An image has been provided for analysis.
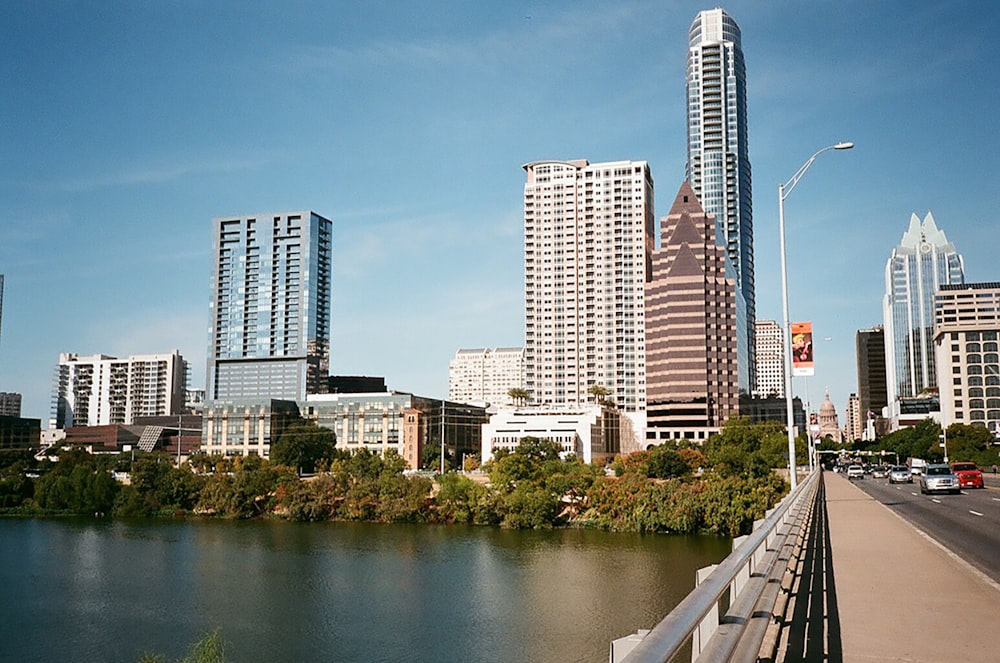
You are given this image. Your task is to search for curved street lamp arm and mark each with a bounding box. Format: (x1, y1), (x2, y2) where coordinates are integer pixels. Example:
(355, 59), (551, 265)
(780, 142), (853, 200)
(781, 145), (832, 200)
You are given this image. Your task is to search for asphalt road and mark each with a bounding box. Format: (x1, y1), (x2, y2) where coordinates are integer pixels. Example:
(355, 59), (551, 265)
(846, 471), (1000, 584)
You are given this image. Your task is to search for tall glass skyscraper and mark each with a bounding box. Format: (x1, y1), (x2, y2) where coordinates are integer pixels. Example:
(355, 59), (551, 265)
(685, 8), (754, 384)
(882, 212), (964, 404)
(206, 211), (332, 403)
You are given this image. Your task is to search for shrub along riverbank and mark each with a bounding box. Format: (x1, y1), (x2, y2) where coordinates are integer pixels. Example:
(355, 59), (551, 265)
(0, 417), (794, 537)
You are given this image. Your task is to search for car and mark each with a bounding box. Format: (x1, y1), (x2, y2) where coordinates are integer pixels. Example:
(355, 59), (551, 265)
(888, 465), (912, 484)
(950, 462), (985, 489)
(872, 465), (889, 479)
(846, 464), (864, 480)
(920, 463), (960, 494)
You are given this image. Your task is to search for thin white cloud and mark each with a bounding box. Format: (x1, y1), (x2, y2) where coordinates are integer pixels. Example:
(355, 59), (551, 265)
(334, 207), (520, 280)
(46, 153), (274, 193)
(94, 307), (208, 380)
(283, 2), (647, 77)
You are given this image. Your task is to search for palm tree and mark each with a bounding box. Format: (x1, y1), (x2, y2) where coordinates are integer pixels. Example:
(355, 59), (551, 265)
(507, 387), (530, 407)
(587, 384), (612, 406)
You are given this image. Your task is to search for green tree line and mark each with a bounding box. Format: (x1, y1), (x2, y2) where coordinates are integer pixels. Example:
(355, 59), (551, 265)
(841, 417), (999, 468)
(1, 418), (801, 537)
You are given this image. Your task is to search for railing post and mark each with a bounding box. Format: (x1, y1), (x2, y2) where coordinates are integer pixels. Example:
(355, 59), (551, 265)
(732, 535), (750, 598)
(691, 564), (720, 660)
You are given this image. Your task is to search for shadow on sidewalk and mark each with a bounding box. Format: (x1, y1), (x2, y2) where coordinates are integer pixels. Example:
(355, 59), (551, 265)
(782, 472), (842, 662)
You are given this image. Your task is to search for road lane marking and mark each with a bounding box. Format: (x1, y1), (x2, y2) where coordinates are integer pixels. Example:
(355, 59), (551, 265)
(931, 498), (942, 503)
(970, 510), (984, 516)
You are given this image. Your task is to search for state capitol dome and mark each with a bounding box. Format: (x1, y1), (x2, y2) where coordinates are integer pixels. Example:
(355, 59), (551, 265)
(817, 392), (843, 442)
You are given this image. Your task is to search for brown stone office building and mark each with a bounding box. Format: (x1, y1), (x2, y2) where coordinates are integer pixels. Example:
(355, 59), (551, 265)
(645, 182), (745, 443)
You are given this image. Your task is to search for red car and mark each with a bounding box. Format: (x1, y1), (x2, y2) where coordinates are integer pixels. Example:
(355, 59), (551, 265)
(951, 462), (985, 489)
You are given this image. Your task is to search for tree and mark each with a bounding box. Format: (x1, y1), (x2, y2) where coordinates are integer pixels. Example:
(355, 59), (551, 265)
(587, 384), (612, 405)
(197, 461), (294, 518)
(507, 387), (530, 407)
(488, 437), (563, 492)
(129, 455), (204, 514)
(702, 417), (791, 478)
(462, 453), (481, 472)
(501, 483), (559, 529)
(33, 450), (120, 515)
(646, 445), (691, 479)
(435, 472), (497, 524)
(269, 421), (337, 474)
(942, 423), (995, 465)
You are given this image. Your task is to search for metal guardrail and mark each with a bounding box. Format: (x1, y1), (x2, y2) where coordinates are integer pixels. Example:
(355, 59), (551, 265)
(610, 469), (821, 663)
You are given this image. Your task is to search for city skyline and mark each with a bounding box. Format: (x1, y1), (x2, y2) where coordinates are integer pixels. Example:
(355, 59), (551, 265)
(3, 1), (1000, 423)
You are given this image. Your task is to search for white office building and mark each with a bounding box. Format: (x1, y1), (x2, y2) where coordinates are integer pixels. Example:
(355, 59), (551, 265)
(934, 283), (1000, 437)
(448, 347), (525, 407)
(50, 351), (186, 428)
(481, 404), (633, 465)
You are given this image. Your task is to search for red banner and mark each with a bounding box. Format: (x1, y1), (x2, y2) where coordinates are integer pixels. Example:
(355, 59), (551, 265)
(791, 321), (814, 376)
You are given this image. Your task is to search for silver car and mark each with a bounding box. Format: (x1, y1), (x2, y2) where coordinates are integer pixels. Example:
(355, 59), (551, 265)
(888, 465), (912, 484)
(920, 464), (960, 494)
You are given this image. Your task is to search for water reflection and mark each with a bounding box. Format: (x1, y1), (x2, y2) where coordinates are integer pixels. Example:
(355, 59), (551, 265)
(0, 519), (729, 663)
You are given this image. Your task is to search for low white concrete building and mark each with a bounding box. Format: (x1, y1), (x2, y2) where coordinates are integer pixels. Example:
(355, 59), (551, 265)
(481, 404), (625, 465)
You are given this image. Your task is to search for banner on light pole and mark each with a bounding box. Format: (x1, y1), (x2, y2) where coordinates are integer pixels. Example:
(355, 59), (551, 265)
(791, 321), (815, 376)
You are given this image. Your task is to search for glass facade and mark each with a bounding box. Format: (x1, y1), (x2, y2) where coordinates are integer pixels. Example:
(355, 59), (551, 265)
(207, 211), (332, 403)
(685, 9), (754, 386)
(882, 212), (964, 403)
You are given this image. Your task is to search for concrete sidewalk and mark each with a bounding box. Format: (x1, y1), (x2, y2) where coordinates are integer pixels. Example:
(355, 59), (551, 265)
(824, 471), (1000, 661)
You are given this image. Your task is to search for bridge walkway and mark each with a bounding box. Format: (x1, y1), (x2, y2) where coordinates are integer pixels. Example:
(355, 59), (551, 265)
(773, 470), (1000, 662)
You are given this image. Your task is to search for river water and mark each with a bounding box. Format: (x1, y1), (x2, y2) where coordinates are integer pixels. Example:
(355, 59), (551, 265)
(0, 518), (730, 663)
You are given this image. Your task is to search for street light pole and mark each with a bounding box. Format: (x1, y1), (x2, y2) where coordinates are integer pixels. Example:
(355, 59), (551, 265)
(779, 141), (853, 489)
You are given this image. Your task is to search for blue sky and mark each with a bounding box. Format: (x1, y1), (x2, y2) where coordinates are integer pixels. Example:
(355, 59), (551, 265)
(2, 1), (998, 423)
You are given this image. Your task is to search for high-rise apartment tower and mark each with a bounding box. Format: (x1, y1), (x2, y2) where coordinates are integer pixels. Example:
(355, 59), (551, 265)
(685, 8), (754, 383)
(206, 211), (332, 402)
(50, 351), (186, 428)
(522, 160), (654, 419)
(882, 212), (964, 406)
(754, 320), (784, 398)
